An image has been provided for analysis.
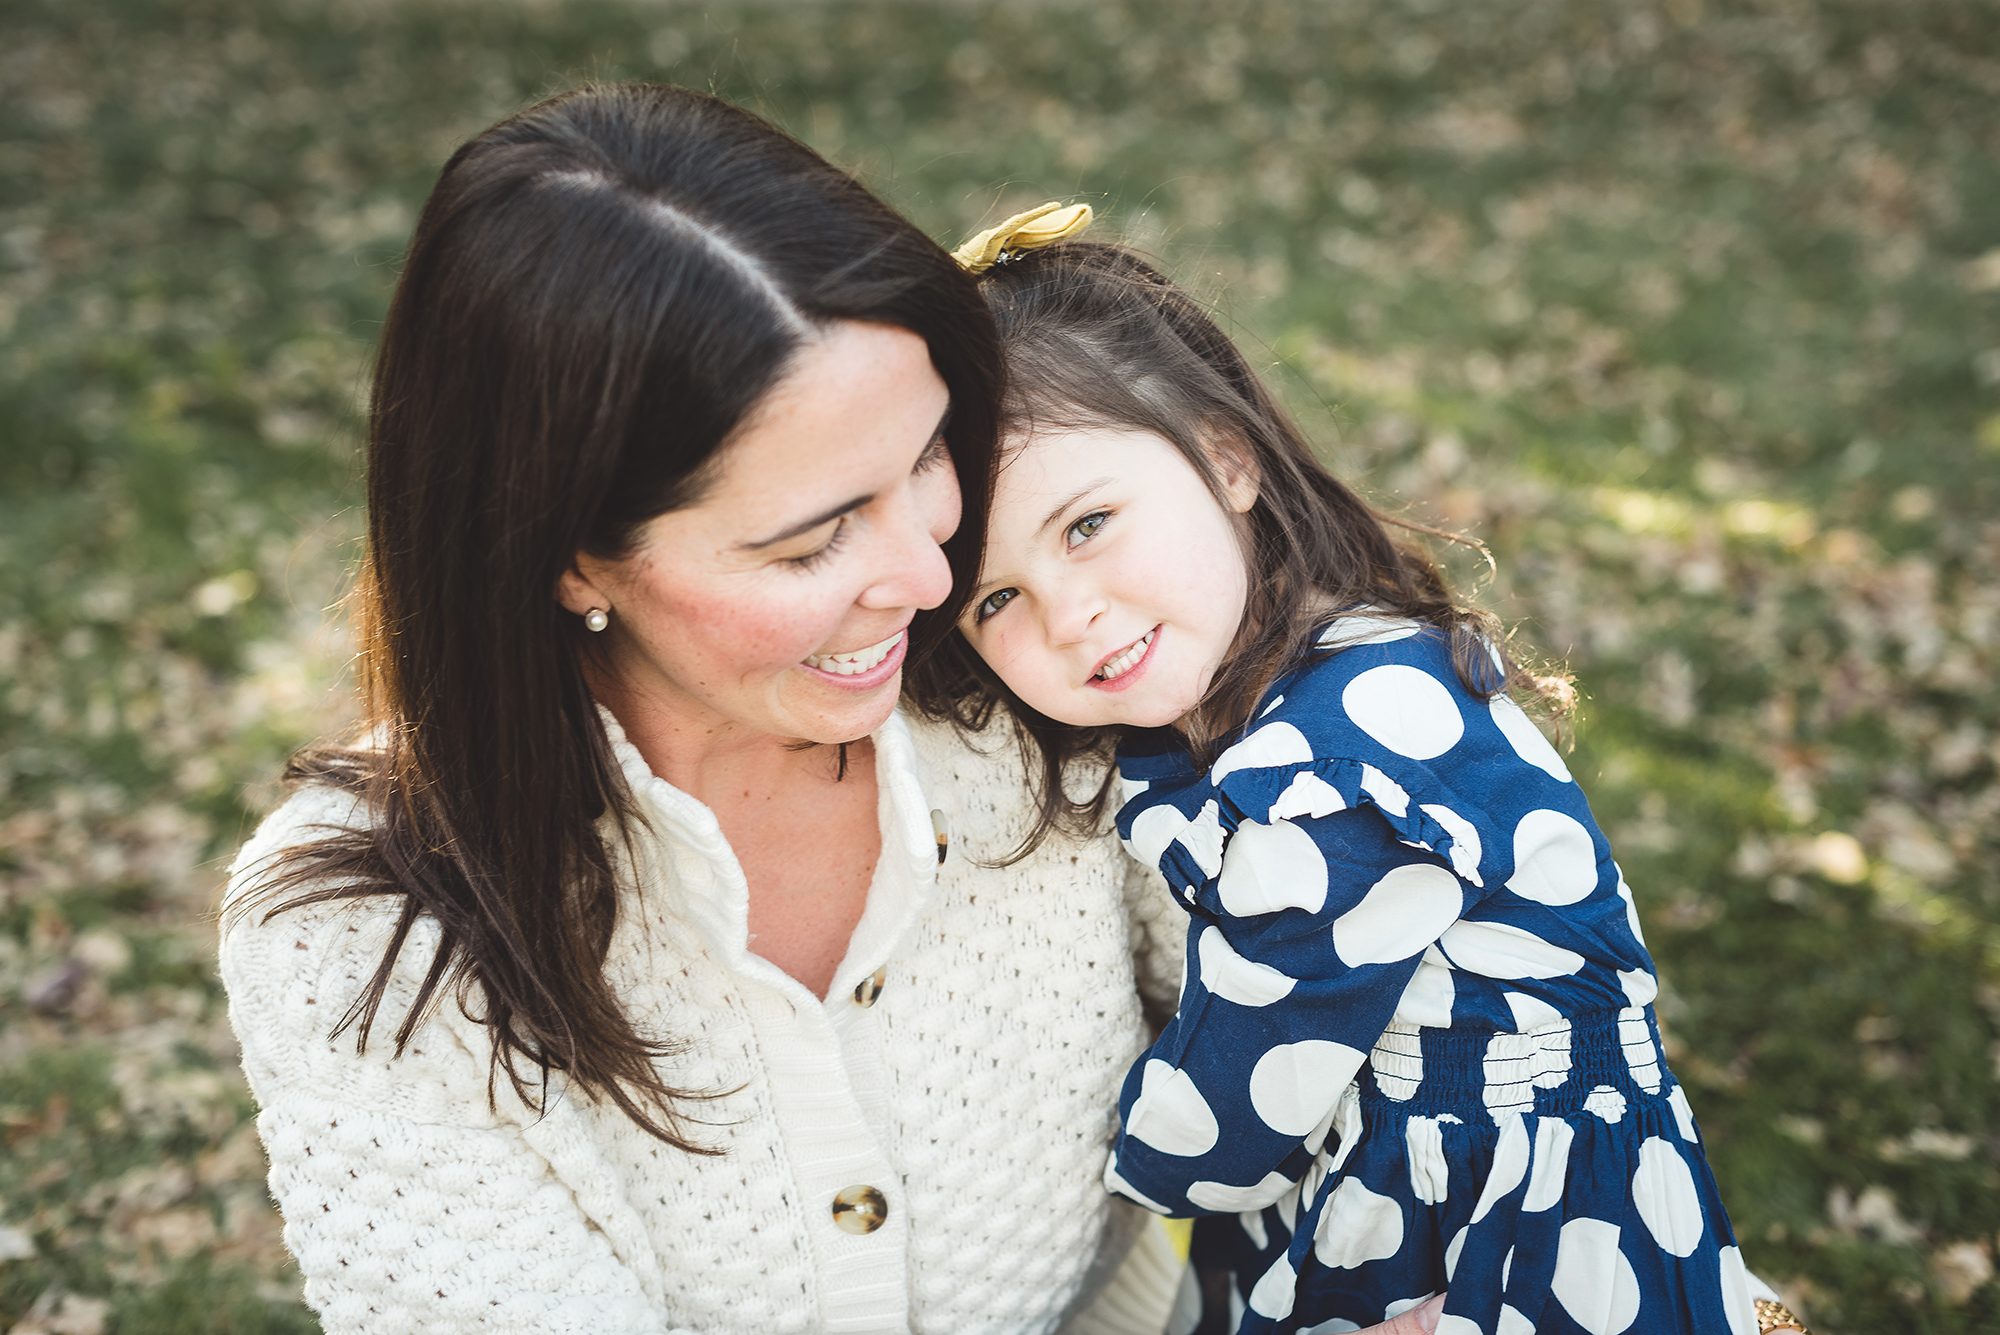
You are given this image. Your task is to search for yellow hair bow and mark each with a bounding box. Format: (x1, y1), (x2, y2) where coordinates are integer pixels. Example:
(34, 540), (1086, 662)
(951, 201), (1093, 274)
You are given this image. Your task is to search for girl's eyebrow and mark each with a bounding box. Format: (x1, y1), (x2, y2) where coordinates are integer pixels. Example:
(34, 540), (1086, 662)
(1037, 478), (1114, 536)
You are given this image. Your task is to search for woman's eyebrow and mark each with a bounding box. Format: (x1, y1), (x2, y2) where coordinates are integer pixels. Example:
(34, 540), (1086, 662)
(741, 407), (952, 550)
(741, 496), (871, 549)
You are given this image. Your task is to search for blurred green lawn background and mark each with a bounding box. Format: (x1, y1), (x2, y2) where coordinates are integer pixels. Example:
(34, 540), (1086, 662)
(3, 0), (1998, 1330)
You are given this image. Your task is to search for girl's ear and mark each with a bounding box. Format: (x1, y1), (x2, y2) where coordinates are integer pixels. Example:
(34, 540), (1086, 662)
(556, 556), (613, 618)
(1207, 431), (1262, 514)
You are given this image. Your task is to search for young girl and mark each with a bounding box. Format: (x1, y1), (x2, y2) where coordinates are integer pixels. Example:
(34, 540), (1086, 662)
(936, 211), (1785, 1335)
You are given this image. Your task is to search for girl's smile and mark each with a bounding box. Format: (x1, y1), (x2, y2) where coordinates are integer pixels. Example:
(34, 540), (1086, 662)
(1090, 626), (1158, 688)
(959, 425), (1257, 731)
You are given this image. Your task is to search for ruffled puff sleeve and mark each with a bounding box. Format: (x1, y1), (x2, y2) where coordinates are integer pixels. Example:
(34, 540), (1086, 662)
(1104, 717), (1497, 1220)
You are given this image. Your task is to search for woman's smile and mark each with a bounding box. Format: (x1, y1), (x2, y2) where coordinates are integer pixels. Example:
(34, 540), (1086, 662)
(562, 321), (958, 756)
(802, 627), (908, 683)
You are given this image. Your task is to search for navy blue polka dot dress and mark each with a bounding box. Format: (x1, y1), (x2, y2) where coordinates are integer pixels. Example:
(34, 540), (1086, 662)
(1108, 619), (1755, 1335)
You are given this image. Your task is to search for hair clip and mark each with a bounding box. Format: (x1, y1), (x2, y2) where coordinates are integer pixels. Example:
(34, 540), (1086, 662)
(951, 201), (1093, 274)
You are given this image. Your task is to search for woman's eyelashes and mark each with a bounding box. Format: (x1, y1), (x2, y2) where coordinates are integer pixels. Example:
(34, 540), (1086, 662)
(784, 520), (850, 572)
(915, 429), (951, 473)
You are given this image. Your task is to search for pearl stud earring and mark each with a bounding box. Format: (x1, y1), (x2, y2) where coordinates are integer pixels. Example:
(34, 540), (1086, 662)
(583, 607), (609, 632)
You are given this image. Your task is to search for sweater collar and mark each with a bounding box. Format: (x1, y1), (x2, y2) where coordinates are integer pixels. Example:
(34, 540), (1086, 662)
(596, 704), (939, 1004)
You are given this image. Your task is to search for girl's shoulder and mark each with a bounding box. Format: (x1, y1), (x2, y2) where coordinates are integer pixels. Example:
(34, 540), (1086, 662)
(1117, 615), (1584, 896)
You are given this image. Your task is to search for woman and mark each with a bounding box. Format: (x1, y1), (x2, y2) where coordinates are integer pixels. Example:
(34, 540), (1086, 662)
(221, 83), (1451, 1334)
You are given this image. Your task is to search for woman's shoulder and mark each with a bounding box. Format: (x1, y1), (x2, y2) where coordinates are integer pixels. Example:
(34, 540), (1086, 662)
(898, 705), (1118, 868)
(221, 783), (502, 1127)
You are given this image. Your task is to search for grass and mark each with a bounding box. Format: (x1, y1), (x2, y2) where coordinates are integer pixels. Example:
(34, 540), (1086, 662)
(1, 0), (1996, 1329)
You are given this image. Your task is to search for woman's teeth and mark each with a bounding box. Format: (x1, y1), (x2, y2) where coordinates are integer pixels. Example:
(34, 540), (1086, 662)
(804, 630), (903, 676)
(1096, 630), (1154, 681)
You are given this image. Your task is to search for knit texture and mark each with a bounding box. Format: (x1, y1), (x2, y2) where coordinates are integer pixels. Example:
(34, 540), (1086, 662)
(222, 711), (1184, 1335)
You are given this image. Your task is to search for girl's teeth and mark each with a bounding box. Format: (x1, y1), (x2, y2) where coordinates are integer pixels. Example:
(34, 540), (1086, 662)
(1097, 631), (1154, 681)
(804, 630), (904, 676)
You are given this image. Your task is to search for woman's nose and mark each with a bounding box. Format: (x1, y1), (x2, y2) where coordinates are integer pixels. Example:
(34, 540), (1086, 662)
(858, 485), (956, 612)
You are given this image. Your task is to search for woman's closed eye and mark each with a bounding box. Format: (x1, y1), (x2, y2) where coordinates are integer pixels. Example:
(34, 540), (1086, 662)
(974, 587), (1018, 623)
(914, 428), (951, 474)
(1066, 510), (1109, 548)
(784, 520), (850, 572)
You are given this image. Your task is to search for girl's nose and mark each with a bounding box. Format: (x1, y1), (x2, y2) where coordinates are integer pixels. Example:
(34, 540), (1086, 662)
(1043, 581), (1106, 647)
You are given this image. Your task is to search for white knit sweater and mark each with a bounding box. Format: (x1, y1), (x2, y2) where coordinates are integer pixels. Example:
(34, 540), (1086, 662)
(221, 709), (1187, 1335)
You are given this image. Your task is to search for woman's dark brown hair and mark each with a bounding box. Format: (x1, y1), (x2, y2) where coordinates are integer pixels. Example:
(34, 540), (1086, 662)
(239, 84), (1001, 1150)
(904, 240), (1567, 860)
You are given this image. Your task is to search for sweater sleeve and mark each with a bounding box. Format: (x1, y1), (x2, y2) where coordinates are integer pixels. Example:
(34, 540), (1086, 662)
(1104, 800), (1470, 1218)
(221, 790), (682, 1335)
(255, 1096), (675, 1335)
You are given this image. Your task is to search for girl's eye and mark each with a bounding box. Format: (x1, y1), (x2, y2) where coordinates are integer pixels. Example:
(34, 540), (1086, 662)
(785, 520), (849, 572)
(1067, 511), (1109, 546)
(975, 587), (1018, 623)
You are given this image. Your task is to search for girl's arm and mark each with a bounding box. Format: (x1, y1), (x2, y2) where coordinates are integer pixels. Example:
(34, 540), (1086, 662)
(1107, 805), (1460, 1216)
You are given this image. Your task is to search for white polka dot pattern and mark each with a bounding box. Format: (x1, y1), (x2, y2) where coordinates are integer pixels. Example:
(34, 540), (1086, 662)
(1393, 945), (1456, 1028)
(1438, 919), (1586, 979)
(1198, 926), (1298, 1008)
(1219, 819), (1330, 917)
(1249, 1041), (1365, 1136)
(1343, 666), (1466, 759)
(1211, 721), (1315, 785)
(1504, 990), (1563, 1032)
(1268, 770), (1347, 822)
(1506, 809), (1600, 906)
(1490, 695), (1573, 781)
(1525, 1116), (1575, 1212)
(1126, 1059), (1220, 1157)
(1333, 863), (1463, 967)
(1186, 1171), (1295, 1212)
(1552, 1218), (1641, 1334)
(1125, 801), (1188, 869)
(1103, 631), (1745, 1334)
(1668, 1086), (1700, 1142)
(1359, 763), (1412, 816)
(1718, 1247), (1759, 1335)
(1633, 1137), (1705, 1257)
(1468, 1115), (1530, 1225)
(1406, 1115), (1451, 1205)
(1619, 968), (1659, 1007)
(1420, 802), (1484, 885)
(1179, 799), (1227, 878)
(1318, 616), (1423, 650)
(1247, 1252), (1299, 1320)
(1311, 1177), (1406, 1270)
(1585, 1086), (1629, 1124)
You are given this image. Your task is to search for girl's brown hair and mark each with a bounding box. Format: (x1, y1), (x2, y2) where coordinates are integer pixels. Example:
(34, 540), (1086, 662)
(237, 84), (1001, 1151)
(903, 240), (1567, 860)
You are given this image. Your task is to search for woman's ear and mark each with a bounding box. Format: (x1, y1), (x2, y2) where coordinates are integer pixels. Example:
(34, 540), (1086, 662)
(556, 557), (613, 618)
(1206, 432), (1261, 514)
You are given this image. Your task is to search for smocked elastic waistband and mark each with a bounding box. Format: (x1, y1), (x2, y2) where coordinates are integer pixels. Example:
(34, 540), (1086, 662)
(1360, 1008), (1678, 1121)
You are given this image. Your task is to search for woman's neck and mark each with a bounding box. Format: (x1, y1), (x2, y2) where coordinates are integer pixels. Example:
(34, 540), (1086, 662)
(597, 684), (883, 1000)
